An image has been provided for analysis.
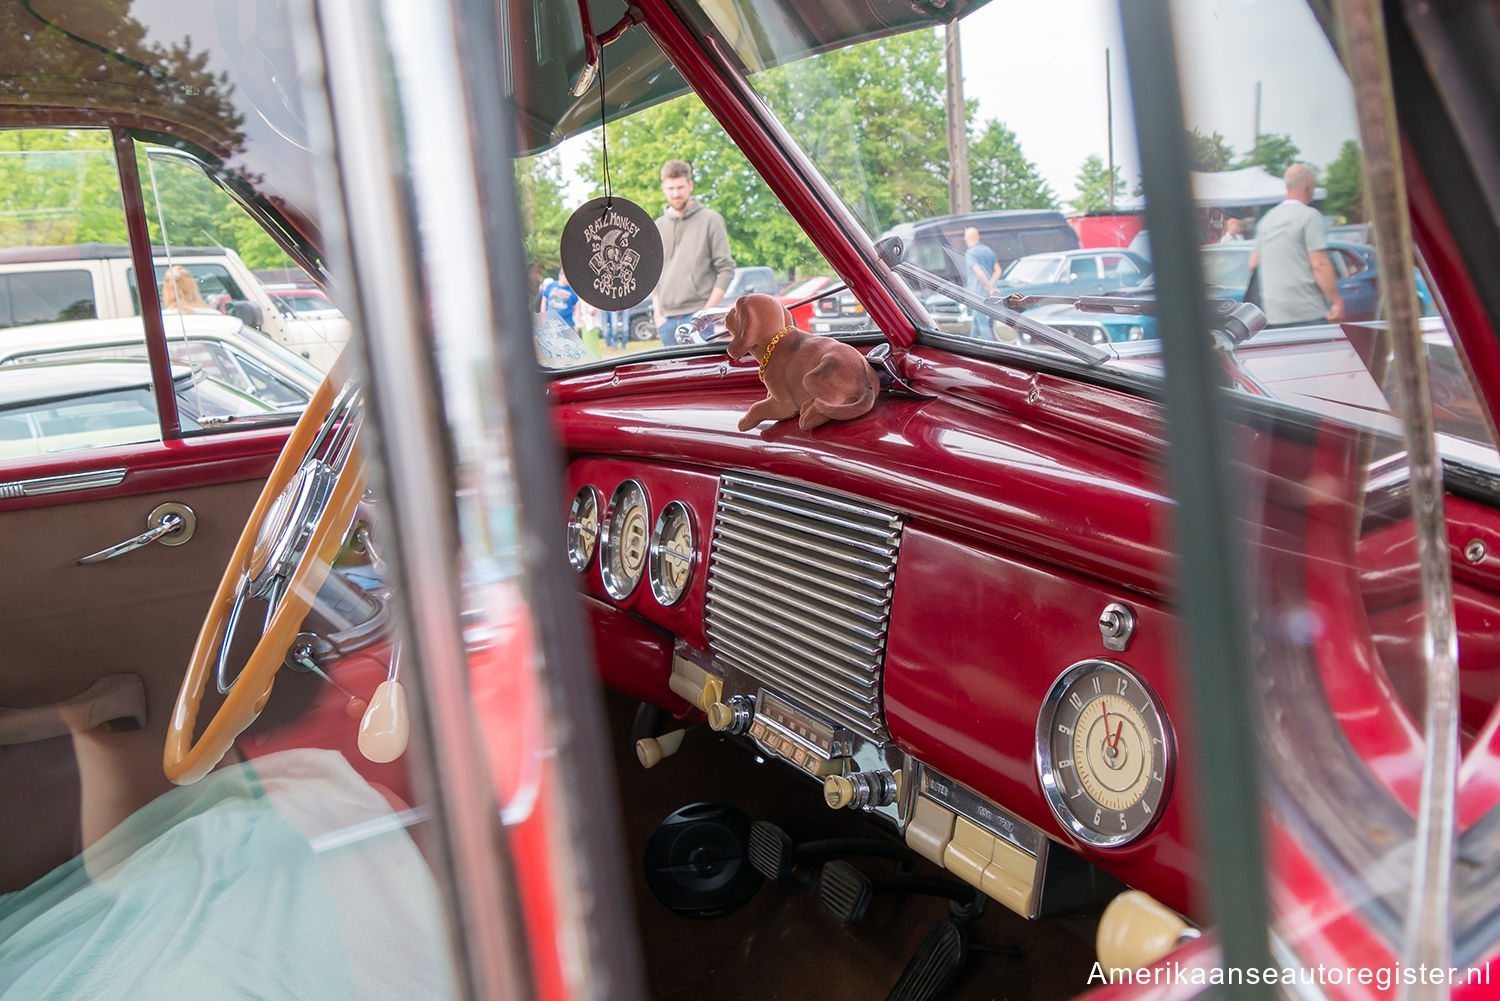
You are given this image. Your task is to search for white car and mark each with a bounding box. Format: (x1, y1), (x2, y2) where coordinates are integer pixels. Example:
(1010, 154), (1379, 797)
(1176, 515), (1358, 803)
(0, 314), (322, 410)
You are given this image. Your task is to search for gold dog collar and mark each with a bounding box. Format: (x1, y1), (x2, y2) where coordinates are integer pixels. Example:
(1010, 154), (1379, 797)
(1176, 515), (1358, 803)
(758, 323), (793, 382)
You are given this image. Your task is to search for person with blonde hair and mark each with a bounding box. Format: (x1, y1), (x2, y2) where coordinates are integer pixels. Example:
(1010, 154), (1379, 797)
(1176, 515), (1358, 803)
(160, 265), (215, 313)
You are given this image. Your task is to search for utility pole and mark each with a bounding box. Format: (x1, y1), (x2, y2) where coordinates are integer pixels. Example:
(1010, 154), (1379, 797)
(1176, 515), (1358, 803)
(1253, 81), (1262, 155)
(1106, 48), (1115, 212)
(945, 21), (972, 215)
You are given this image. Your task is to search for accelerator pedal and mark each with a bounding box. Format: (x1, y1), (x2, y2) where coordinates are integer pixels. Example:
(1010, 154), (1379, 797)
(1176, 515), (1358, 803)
(886, 919), (968, 1001)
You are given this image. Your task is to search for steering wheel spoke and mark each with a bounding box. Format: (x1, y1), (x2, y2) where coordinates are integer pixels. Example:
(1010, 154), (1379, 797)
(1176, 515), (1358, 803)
(166, 367), (369, 785)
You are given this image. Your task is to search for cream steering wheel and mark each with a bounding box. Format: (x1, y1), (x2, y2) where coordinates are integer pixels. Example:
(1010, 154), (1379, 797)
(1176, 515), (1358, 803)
(165, 372), (367, 784)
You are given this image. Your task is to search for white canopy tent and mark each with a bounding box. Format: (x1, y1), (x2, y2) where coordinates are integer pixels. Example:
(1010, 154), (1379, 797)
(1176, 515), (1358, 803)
(1113, 166), (1325, 210)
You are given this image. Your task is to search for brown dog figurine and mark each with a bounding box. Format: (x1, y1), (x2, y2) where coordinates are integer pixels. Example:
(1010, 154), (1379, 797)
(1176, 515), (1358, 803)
(725, 293), (878, 431)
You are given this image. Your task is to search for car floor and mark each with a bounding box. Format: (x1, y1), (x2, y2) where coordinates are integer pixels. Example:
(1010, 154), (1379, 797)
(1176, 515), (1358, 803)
(605, 693), (1105, 1001)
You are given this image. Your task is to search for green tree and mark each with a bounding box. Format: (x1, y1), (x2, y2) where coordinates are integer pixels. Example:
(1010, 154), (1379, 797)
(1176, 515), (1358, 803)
(1187, 128), (1234, 172)
(968, 121), (1057, 211)
(1238, 133), (1301, 178)
(576, 32), (949, 275)
(514, 152), (571, 288)
(1323, 140), (1363, 223)
(1069, 155), (1126, 213)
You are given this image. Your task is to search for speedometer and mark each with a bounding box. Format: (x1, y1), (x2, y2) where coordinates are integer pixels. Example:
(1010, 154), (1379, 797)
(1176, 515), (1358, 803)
(601, 479), (649, 600)
(1036, 659), (1173, 849)
(649, 501), (696, 606)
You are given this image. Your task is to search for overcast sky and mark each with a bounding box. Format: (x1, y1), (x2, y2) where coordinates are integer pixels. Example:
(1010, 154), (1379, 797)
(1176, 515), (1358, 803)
(560, 0), (1360, 206)
(963, 0), (1361, 201)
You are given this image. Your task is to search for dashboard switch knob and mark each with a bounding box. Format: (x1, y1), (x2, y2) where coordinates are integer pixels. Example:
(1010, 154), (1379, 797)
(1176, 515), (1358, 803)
(707, 695), (754, 735)
(823, 769), (897, 811)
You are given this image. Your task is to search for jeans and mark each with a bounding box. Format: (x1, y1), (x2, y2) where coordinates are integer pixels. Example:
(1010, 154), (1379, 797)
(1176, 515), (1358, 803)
(658, 314), (694, 346)
(602, 310), (627, 348)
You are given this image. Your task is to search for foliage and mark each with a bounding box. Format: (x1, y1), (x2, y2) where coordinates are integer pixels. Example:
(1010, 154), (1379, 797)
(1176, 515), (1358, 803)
(575, 32), (956, 276)
(1069, 155), (1127, 213)
(1187, 128), (1235, 172)
(1238, 133), (1301, 179)
(968, 121), (1057, 211)
(514, 153), (572, 288)
(0, 130), (292, 273)
(1323, 140), (1363, 223)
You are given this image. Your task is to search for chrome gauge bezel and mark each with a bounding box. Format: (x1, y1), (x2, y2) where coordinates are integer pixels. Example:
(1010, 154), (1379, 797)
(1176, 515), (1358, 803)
(1035, 659), (1174, 849)
(566, 485), (601, 572)
(648, 500), (696, 606)
(600, 479), (650, 601)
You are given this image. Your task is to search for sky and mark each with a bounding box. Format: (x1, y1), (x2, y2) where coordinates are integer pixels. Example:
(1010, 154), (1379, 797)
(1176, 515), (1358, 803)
(560, 0), (1361, 206)
(960, 0), (1361, 201)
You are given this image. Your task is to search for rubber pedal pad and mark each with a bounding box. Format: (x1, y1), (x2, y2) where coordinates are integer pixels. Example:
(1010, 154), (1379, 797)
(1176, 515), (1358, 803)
(819, 858), (874, 925)
(748, 821), (797, 881)
(886, 918), (967, 1001)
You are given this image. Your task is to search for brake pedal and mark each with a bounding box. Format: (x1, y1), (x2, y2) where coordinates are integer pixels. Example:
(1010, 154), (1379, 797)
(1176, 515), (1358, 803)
(820, 858), (876, 925)
(886, 918), (967, 1001)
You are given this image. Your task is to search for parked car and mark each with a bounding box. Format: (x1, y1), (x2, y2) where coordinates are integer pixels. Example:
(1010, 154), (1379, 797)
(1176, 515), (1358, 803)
(0, 314), (321, 410)
(0, 358), (277, 458)
(5, 3), (1500, 1001)
(777, 275), (836, 328)
(1028, 240), (1434, 344)
(880, 210), (1081, 288)
(992, 247), (1152, 301)
(264, 284), (337, 315)
(0, 241), (346, 369)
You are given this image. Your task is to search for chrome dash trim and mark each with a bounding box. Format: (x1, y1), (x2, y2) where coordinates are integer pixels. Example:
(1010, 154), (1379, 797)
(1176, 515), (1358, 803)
(0, 467), (128, 499)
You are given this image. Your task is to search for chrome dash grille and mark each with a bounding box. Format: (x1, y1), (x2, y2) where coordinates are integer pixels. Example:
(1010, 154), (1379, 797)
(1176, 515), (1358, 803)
(704, 475), (903, 741)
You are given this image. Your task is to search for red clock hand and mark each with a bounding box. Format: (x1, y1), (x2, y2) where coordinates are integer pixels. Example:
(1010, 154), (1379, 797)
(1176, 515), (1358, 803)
(1110, 720), (1124, 751)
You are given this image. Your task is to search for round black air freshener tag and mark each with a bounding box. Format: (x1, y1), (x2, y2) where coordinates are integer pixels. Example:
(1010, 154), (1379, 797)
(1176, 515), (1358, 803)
(559, 197), (662, 311)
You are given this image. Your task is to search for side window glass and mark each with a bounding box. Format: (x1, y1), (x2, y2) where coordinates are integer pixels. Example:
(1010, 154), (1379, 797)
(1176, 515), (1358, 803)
(1070, 258), (1099, 280)
(1, 271), (98, 328)
(0, 128), (162, 458)
(135, 141), (345, 390)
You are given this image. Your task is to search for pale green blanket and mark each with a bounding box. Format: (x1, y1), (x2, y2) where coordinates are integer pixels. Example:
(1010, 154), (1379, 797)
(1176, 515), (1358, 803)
(0, 748), (455, 1000)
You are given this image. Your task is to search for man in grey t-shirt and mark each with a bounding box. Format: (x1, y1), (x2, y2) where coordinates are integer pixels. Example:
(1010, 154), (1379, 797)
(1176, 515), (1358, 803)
(1250, 163), (1345, 326)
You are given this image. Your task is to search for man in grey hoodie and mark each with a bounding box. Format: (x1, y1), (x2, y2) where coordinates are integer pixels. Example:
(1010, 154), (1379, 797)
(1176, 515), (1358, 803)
(652, 159), (735, 345)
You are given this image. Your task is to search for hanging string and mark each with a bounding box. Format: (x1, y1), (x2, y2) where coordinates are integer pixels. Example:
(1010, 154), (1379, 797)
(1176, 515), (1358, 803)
(597, 45), (612, 208)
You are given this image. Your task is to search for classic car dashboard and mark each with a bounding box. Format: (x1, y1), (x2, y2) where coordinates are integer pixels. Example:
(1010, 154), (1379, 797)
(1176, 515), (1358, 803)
(557, 368), (1202, 919)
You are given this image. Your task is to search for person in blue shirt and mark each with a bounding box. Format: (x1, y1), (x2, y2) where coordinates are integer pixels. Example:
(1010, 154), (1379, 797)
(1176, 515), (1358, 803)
(536, 268), (579, 328)
(963, 227), (1001, 341)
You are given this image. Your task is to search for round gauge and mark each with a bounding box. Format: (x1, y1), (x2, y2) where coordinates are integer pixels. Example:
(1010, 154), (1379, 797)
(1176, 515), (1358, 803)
(1036, 659), (1173, 849)
(566, 486), (600, 572)
(601, 480), (650, 600)
(649, 501), (696, 605)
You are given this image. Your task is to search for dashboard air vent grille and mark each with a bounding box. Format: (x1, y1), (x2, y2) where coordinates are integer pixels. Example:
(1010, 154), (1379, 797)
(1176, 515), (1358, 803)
(704, 474), (903, 741)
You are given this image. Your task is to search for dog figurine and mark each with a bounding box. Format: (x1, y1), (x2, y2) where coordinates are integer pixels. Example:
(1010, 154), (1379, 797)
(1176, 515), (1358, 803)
(725, 293), (878, 431)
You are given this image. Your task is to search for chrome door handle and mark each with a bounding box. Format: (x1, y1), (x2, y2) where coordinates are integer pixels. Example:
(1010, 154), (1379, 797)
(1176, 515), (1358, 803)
(77, 503), (197, 565)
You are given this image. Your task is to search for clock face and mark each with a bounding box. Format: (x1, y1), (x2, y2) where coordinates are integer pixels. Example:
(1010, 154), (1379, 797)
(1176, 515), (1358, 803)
(649, 501), (695, 606)
(601, 480), (649, 600)
(1036, 660), (1174, 848)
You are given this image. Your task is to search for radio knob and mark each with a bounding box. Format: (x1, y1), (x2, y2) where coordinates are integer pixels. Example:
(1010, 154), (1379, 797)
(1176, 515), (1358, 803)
(706, 695), (754, 735)
(823, 769), (898, 811)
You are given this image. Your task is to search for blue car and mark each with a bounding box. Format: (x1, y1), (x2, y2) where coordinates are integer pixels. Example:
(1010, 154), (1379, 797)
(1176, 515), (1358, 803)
(1025, 240), (1432, 345)
(990, 247), (1152, 300)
